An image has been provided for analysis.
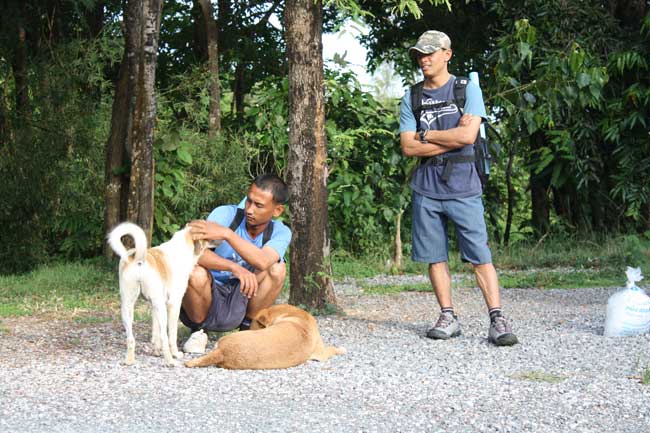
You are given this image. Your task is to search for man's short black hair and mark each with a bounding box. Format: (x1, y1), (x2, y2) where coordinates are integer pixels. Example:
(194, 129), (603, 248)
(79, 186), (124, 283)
(252, 174), (289, 205)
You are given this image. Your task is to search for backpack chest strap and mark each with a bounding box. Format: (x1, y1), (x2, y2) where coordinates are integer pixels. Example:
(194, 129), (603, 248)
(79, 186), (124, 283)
(421, 154), (476, 182)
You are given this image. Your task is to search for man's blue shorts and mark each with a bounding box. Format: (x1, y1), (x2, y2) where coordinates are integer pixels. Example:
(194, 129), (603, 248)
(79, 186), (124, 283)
(411, 191), (492, 264)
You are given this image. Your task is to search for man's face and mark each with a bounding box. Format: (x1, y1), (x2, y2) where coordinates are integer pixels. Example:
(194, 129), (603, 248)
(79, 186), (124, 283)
(416, 48), (452, 79)
(244, 184), (283, 228)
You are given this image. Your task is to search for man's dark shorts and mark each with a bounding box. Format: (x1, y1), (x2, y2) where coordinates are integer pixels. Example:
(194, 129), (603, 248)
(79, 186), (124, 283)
(180, 276), (248, 332)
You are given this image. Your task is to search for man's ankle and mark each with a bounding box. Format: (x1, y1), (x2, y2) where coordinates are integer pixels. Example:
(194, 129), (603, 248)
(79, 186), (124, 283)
(239, 317), (252, 331)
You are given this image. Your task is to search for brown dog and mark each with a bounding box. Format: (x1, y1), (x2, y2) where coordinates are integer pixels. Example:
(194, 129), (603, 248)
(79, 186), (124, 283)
(184, 304), (345, 369)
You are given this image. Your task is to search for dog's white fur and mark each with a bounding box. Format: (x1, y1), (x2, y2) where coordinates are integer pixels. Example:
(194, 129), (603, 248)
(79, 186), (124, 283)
(108, 222), (215, 366)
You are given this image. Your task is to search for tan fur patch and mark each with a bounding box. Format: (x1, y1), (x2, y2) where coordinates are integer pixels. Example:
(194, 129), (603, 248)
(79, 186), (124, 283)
(146, 248), (171, 284)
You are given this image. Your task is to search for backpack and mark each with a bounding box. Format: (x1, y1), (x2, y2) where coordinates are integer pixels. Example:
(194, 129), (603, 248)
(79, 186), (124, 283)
(410, 76), (500, 187)
(228, 207), (274, 245)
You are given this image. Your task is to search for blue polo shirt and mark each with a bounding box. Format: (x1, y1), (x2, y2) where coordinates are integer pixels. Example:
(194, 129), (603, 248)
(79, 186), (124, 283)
(206, 204), (291, 283)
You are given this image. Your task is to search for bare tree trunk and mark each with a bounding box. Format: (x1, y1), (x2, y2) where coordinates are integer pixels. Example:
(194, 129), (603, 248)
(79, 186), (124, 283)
(608, 0), (647, 29)
(84, 0), (105, 38)
(197, 0), (221, 135)
(234, 62), (245, 120)
(126, 0), (163, 243)
(504, 146), (516, 246)
(391, 210), (404, 274)
(285, 0), (336, 310)
(103, 49), (132, 257)
(104, 0), (142, 254)
(13, 25), (29, 121)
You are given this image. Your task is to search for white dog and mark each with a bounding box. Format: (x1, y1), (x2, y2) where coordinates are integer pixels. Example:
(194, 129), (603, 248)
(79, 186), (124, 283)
(108, 222), (216, 366)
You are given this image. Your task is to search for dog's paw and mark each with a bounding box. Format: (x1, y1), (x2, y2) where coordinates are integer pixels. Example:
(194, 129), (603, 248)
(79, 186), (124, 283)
(164, 359), (182, 368)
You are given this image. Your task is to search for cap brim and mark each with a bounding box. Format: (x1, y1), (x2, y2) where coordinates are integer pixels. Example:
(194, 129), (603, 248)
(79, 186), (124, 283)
(409, 46), (434, 55)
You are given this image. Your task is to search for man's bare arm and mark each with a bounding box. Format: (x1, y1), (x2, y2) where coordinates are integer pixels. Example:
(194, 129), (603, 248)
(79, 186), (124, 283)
(400, 114), (481, 158)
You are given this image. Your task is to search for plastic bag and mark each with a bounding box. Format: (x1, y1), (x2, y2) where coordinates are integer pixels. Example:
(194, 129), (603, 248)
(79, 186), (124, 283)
(604, 267), (650, 337)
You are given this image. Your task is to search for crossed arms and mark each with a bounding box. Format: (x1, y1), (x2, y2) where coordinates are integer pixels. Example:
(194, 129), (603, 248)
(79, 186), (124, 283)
(400, 113), (482, 158)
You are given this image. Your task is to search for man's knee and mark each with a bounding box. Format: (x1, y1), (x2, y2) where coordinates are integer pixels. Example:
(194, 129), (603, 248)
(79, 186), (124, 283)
(188, 265), (211, 290)
(268, 262), (286, 282)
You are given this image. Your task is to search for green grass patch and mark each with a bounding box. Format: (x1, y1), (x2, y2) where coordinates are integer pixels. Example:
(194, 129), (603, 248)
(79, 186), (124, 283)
(0, 258), (120, 319)
(360, 281), (433, 295)
(73, 314), (115, 325)
(512, 370), (567, 383)
(499, 268), (622, 289)
(641, 368), (650, 385)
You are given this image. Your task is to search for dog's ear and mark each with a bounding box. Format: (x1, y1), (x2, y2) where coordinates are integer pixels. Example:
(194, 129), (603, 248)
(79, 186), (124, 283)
(252, 309), (270, 329)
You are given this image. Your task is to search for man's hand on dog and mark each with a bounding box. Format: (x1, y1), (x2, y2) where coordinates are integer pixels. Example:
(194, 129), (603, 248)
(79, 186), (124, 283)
(189, 220), (258, 298)
(189, 220), (230, 241)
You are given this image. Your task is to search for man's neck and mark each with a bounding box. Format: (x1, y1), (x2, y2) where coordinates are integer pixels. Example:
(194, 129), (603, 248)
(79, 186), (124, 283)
(246, 221), (270, 239)
(423, 71), (452, 90)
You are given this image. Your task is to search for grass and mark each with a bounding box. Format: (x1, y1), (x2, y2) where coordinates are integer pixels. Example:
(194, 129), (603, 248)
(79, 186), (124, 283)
(331, 233), (650, 292)
(0, 258), (122, 320)
(1, 233), (649, 318)
(511, 370), (567, 383)
(641, 367), (650, 385)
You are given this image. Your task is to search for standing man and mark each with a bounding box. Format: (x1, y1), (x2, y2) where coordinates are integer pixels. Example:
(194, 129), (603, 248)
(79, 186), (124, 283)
(399, 30), (518, 346)
(180, 174), (291, 354)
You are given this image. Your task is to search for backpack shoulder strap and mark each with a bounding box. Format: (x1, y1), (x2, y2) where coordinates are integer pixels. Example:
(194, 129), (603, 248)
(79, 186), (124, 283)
(410, 81), (425, 123)
(262, 221), (274, 245)
(229, 208), (245, 231)
(453, 76), (469, 114)
(230, 207), (274, 245)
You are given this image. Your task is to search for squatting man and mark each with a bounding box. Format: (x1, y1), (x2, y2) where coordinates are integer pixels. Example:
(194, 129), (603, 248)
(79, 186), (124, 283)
(179, 174), (292, 354)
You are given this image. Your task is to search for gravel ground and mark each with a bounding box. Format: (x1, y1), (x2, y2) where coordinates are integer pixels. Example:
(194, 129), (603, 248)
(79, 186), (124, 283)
(1, 277), (650, 433)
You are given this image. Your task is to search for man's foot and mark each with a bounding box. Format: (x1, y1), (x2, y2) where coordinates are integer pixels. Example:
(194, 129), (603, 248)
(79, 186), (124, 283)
(488, 316), (518, 346)
(182, 329), (208, 354)
(426, 311), (462, 340)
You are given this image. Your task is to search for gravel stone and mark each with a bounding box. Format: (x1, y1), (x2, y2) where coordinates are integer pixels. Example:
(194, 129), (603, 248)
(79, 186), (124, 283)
(1, 280), (649, 433)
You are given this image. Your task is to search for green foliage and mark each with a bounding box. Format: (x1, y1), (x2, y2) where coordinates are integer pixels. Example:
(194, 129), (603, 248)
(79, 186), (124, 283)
(0, 26), (121, 272)
(152, 67), (251, 242)
(487, 0), (650, 234)
(239, 70), (413, 255)
(325, 71), (411, 253)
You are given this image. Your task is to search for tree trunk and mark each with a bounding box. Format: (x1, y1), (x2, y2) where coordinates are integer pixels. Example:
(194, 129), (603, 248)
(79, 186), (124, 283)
(391, 210), (404, 274)
(126, 0), (163, 243)
(13, 25), (29, 121)
(103, 49), (132, 257)
(234, 62), (245, 120)
(503, 146), (516, 246)
(285, 0), (336, 310)
(84, 0), (105, 38)
(608, 0), (647, 29)
(529, 131), (550, 238)
(197, 0), (221, 135)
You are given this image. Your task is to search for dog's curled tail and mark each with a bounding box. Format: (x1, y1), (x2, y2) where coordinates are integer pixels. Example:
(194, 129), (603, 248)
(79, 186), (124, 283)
(108, 222), (148, 263)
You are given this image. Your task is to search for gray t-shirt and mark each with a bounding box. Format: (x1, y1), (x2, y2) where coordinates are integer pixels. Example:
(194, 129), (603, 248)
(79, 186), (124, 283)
(399, 75), (487, 199)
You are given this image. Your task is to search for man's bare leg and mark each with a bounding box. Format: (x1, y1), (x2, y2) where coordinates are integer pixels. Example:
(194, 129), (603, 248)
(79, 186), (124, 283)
(182, 265), (213, 324)
(247, 262), (286, 318)
(473, 262), (518, 346)
(473, 263), (501, 310)
(429, 262), (452, 309)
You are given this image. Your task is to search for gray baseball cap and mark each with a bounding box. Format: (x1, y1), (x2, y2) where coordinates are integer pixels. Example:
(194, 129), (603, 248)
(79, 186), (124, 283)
(409, 30), (451, 57)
